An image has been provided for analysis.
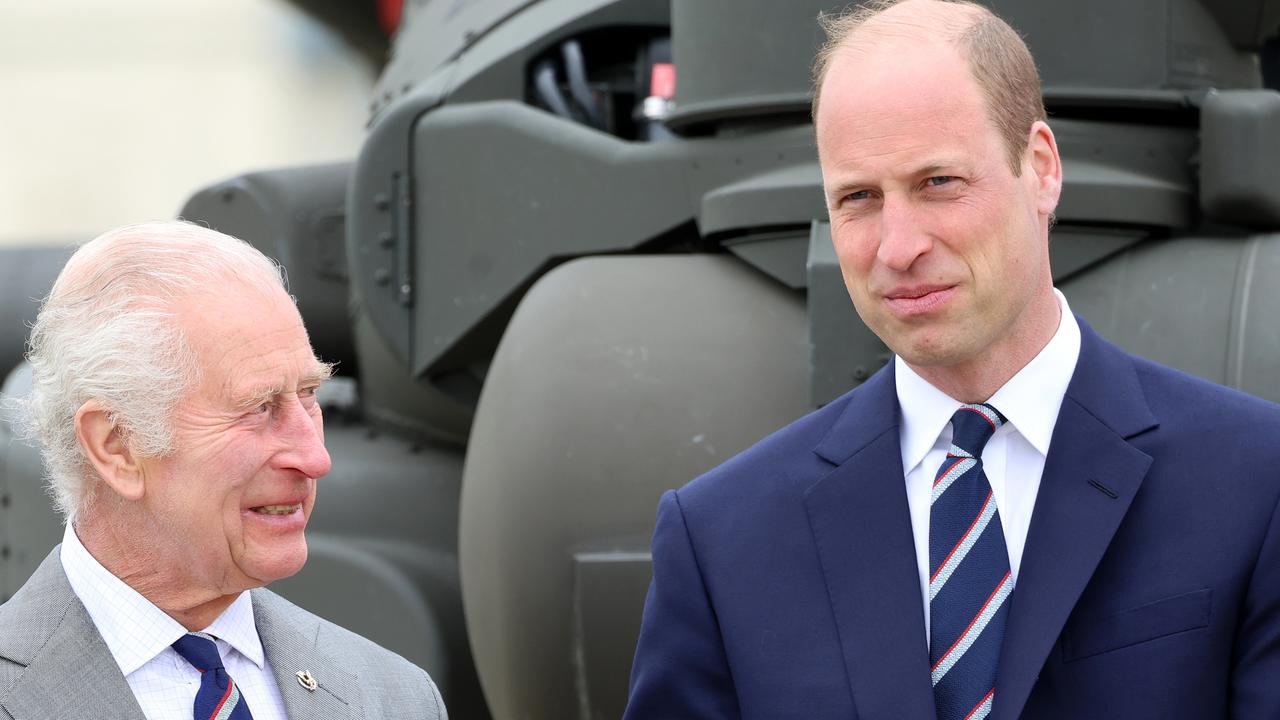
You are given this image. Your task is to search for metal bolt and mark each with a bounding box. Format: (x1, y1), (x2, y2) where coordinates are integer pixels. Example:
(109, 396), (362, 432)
(374, 268), (391, 286)
(379, 232), (395, 249)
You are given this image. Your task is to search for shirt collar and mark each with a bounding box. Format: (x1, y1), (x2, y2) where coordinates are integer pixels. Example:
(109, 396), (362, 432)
(59, 522), (265, 675)
(895, 289), (1081, 474)
(205, 591), (265, 669)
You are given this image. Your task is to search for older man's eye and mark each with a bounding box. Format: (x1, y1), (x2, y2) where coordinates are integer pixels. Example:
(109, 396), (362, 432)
(846, 189), (872, 202)
(927, 176), (955, 187)
(299, 386), (320, 408)
(250, 402), (271, 415)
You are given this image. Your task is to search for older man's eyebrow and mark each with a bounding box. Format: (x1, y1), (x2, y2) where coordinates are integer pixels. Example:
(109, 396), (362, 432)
(233, 364), (334, 409)
(235, 384), (284, 410)
(302, 361), (335, 385)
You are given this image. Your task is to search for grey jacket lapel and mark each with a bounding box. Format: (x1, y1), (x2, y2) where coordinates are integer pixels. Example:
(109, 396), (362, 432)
(0, 547), (145, 720)
(252, 589), (360, 720)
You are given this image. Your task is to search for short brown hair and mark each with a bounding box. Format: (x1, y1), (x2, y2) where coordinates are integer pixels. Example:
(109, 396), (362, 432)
(811, 0), (1046, 175)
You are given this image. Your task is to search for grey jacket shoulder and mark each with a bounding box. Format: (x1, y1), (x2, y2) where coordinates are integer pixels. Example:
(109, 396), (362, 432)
(252, 589), (447, 720)
(0, 547), (79, 695)
(1, 548), (445, 720)
(0, 547), (146, 720)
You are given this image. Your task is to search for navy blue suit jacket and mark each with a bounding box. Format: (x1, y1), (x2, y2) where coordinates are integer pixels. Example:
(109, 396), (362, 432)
(625, 320), (1280, 719)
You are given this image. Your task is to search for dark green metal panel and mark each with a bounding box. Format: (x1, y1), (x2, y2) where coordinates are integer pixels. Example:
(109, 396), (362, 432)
(443, 0), (669, 105)
(990, 0), (1258, 95)
(669, 0), (1259, 130)
(700, 163), (823, 237)
(1200, 90), (1280, 229)
(180, 164), (357, 374)
(348, 74), (453, 368)
(370, 0), (535, 120)
(1064, 233), (1280, 405)
(572, 551), (653, 720)
(460, 255), (810, 720)
(409, 101), (690, 382)
(723, 233), (810, 290)
(0, 365), (63, 604)
(807, 221), (889, 407)
(1052, 120), (1195, 228)
(405, 102), (821, 385)
(667, 0), (828, 128)
(1202, 0), (1280, 49)
(0, 246), (71, 380)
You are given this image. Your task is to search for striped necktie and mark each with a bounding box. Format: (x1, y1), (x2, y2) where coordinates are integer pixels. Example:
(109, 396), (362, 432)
(171, 632), (256, 720)
(929, 403), (1014, 720)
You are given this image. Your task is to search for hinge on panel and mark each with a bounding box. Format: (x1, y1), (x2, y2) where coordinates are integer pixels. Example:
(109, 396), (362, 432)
(394, 173), (414, 307)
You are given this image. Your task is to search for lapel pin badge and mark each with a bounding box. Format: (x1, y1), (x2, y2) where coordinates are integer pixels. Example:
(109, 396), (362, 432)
(296, 670), (318, 691)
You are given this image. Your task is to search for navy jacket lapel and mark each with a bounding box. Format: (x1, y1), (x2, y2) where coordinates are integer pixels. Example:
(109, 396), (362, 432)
(992, 320), (1157, 720)
(803, 365), (938, 720)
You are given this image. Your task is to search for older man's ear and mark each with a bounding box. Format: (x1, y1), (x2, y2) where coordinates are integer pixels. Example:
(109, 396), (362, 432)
(74, 400), (146, 502)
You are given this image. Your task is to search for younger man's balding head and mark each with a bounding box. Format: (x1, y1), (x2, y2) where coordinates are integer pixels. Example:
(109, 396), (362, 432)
(812, 0), (1045, 175)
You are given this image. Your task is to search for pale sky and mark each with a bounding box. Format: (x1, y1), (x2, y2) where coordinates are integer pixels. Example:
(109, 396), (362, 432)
(0, 0), (377, 246)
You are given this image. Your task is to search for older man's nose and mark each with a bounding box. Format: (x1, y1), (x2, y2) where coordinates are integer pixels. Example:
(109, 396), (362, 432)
(275, 399), (333, 480)
(876, 199), (932, 272)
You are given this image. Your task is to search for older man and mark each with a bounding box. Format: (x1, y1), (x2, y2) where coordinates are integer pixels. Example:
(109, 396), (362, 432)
(625, 1), (1280, 719)
(0, 222), (446, 720)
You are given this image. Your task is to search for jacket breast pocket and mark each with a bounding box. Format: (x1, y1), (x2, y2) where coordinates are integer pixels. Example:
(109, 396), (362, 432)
(1062, 588), (1212, 662)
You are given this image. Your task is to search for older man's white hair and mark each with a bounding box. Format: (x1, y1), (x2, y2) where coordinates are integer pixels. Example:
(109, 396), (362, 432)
(23, 220), (288, 519)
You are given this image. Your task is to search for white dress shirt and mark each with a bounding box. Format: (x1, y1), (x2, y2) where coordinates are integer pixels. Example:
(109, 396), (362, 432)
(60, 522), (289, 720)
(896, 289), (1081, 643)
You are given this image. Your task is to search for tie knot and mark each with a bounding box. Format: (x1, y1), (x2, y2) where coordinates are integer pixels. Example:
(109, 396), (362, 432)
(949, 403), (1005, 457)
(171, 632), (225, 673)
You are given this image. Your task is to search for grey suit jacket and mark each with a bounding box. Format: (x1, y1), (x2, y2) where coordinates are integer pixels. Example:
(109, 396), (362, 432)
(0, 547), (446, 720)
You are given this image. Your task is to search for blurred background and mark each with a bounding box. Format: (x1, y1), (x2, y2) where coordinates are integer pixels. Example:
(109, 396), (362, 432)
(0, 0), (386, 247)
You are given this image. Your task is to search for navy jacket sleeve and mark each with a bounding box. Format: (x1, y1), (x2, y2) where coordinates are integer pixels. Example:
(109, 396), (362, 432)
(623, 490), (742, 720)
(1230, 488), (1280, 718)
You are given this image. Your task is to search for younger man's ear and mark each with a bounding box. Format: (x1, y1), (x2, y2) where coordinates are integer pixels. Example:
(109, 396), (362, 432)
(74, 400), (145, 502)
(1026, 120), (1063, 216)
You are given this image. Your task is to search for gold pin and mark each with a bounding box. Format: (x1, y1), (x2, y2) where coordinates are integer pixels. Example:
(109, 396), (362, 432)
(296, 670), (318, 691)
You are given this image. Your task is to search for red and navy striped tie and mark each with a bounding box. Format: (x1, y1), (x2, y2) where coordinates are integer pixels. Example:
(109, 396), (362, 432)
(171, 632), (255, 720)
(929, 404), (1013, 720)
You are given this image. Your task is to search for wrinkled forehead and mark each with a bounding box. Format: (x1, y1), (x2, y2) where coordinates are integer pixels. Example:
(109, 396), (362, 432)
(178, 282), (324, 388)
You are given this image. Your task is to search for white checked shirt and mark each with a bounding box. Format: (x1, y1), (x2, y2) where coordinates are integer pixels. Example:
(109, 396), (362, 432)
(896, 289), (1081, 645)
(59, 523), (290, 720)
